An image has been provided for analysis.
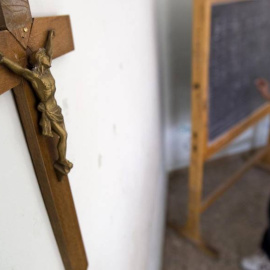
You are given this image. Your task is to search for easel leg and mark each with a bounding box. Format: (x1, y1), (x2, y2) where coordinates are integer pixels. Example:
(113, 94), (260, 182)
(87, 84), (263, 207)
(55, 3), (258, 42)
(169, 147), (218, 257)
(185, 155), (217, 257)
(183, 154), (203, 239)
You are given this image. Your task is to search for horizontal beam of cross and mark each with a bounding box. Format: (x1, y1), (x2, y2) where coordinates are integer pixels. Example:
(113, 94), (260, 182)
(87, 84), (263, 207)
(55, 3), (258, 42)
(0, 15), (74, 96)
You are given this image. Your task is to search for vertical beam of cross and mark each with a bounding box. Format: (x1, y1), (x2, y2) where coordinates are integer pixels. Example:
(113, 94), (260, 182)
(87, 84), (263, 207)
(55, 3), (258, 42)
(0, 1), (88, 270)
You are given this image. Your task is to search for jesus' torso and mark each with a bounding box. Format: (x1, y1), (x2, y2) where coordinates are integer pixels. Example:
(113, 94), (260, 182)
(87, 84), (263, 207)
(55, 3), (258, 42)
(31, 69), (58, 111)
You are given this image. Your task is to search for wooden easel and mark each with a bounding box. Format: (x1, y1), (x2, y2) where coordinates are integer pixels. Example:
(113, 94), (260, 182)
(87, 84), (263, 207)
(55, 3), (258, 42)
(170, 0), (270, 256)
(0, 1), (88, 269)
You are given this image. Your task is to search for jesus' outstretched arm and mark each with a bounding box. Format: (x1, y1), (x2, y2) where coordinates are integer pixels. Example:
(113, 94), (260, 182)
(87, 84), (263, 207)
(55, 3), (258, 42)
(0, 53), (35, 82)
(45, 30), (55, 62)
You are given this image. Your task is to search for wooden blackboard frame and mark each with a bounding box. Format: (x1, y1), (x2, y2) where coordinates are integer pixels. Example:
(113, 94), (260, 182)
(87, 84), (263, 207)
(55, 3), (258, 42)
(171, 0), (270, 256)
(194, 0), (270, 159)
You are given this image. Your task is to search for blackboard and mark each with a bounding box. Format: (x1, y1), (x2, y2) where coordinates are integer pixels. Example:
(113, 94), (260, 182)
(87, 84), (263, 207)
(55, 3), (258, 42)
(209, 0), (270, 142)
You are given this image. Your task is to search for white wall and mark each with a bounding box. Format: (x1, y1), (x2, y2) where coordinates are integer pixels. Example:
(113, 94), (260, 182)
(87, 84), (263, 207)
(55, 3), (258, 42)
(163, 0), (270, 171)
(0, 0), (166, 270)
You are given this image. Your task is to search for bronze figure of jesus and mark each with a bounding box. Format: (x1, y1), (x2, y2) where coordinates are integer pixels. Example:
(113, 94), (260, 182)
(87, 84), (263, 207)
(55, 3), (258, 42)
(0, 30), (73, 175)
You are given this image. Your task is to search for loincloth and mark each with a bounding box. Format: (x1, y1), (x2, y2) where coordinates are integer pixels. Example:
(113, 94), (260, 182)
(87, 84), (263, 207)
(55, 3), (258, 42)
(38, 103), (64, 137)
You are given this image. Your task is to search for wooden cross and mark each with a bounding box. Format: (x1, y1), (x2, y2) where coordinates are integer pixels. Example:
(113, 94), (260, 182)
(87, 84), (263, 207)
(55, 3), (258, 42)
(0, 1), (88, 269)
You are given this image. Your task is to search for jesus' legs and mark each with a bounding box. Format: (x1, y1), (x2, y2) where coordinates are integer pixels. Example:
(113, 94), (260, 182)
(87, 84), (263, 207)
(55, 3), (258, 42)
(51, 121), (73, 170)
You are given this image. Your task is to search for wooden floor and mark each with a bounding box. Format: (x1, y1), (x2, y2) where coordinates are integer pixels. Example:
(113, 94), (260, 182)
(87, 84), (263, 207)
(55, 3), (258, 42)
(163, 152), (270, 270)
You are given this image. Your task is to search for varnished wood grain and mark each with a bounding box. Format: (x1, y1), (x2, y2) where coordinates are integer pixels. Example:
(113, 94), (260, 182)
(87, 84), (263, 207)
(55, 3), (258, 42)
(206, 104), (270, 159)
(182, 0), (211, 244)
(28, 16), (74, 59)
(13, 82), (88, 270)
(0, 30), (26, 95)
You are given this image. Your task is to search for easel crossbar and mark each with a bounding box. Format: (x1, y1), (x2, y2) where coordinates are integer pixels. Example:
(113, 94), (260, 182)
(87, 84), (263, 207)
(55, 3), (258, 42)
(200, 147), (270, 213)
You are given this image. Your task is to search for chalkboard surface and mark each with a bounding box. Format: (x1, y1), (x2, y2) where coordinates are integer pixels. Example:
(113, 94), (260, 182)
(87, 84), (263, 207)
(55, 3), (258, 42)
(209, 0), (270, 142)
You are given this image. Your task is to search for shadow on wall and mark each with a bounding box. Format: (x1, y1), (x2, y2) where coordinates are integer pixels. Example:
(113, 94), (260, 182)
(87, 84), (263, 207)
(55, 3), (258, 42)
(162, 0), (269, 171)
(167, 0), (192, 126)
(162, 0), (194, 170)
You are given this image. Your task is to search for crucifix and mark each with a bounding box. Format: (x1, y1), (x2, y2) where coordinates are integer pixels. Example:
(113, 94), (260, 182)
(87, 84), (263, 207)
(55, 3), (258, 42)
(0, 1), (88, 270)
